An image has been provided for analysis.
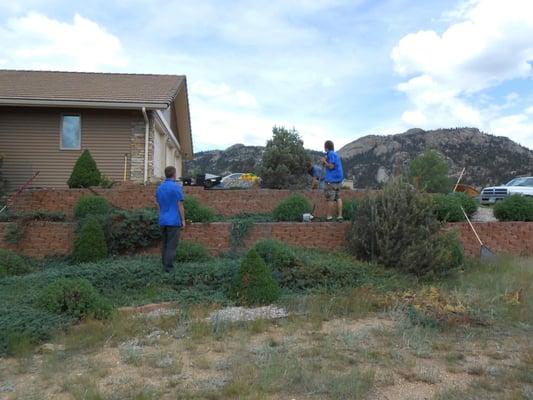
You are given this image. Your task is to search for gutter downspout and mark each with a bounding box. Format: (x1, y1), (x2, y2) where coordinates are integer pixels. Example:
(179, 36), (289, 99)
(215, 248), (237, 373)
(142, 107), (149, 184)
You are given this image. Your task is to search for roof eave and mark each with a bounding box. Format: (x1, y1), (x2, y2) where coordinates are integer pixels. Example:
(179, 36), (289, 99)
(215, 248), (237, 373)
(0, 98), (169, 110)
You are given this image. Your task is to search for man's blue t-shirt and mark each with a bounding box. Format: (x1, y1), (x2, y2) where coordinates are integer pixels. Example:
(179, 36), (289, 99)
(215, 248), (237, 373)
(325, 151), (344, 183)
(156, 179), (184, 227)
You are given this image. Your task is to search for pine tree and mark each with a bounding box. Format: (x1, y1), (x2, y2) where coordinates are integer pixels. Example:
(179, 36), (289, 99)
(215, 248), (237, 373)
(72, 216), (108, 263)
(229, 248), (281, 306)
(67, 150), (102, 188)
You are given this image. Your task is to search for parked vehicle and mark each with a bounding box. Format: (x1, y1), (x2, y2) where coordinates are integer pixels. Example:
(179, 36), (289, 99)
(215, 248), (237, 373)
(480, 177), (533, 204)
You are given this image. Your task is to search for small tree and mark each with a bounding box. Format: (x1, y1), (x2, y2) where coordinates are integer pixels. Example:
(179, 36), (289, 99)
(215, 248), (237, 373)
(259, 126), (311, 189)
(347, 178), (463, 277)
(408, 149), (451, 193)
(68, 150), (102, 188)
(229, 248), (281, 306)
(72, 216), (108, 263)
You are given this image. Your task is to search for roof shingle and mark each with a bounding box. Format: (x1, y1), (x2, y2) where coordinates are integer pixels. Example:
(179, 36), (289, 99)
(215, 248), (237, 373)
(0, 70), (184, 106)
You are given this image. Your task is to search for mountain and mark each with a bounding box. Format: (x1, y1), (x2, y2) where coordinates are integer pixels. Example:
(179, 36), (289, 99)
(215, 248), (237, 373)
(185, 128), (533, 188)
(185, 144), (323, 177)
(185, 144), (265, 177)
(339, 128), (533, 188)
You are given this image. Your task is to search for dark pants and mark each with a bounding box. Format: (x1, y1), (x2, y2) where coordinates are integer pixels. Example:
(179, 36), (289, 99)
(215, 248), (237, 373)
(161, 226), (180, 272)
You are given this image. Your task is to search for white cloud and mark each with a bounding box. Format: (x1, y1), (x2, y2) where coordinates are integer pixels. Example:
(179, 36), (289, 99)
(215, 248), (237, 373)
(190, 99), (332, 151)
(392, 0), (533, 148)
(192, 81), (258, 109)
(0, 12), (127, 71)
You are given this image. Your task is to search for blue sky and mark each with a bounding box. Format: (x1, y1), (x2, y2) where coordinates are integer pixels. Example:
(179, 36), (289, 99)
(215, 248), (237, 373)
(1, 0), (532, 151)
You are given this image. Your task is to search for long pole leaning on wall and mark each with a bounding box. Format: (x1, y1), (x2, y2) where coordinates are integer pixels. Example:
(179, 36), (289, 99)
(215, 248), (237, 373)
(123, 153), (128, 182)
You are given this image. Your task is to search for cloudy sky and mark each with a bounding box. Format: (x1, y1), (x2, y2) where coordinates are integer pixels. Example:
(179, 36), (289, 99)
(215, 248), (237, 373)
(1, 0), (532, 151)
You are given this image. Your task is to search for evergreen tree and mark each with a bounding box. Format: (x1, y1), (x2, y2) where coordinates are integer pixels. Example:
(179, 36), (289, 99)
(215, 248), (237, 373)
(259, 126), (311, 189)
(408, 149), (451, 193)
(68, 150), (102, 188)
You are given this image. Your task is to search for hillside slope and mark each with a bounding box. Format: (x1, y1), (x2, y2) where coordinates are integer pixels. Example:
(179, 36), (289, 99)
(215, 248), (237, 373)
(185, 128), (533, 188)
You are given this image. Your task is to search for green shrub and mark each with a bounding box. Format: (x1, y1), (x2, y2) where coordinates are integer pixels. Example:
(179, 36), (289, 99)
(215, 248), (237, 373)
(0, 249), (31, 277)
(106, 208), (160, 254)
(229, 248), (281, 306)
(184, 197), (216, 222)
(494, 195), (533, 221)
(347, 178), (463, 277)
(67, 149), (102, 188)
(273, 194), (312, 221)
(176, 241), (211, 263)
(3, 222), (22, 244)
(343, 198), (358, 220)
(434, 192), (477, 222)
(0, 210), (66, 222)
(38, 278), (112, 320)
(72, 217), (108, 263)
(253, 239), (301, 282)
(0, 306), (69, 355)
(74, 196), (110, 219)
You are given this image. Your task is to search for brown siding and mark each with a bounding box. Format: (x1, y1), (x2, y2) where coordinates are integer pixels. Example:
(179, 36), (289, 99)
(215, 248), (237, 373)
(0, 107), (142, 189)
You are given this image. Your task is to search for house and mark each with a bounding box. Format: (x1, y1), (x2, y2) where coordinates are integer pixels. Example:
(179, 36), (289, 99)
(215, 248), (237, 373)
(0, 70), (193, 189)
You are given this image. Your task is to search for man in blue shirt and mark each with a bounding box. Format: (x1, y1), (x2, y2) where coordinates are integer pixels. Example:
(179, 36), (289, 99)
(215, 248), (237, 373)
(156, 166), (186, 272)
(321, 140), (344, 221)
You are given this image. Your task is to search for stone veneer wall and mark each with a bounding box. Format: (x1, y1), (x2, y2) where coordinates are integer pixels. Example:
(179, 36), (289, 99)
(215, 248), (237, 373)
(10, 185), (368, 218)
(1, 221), (532, 259)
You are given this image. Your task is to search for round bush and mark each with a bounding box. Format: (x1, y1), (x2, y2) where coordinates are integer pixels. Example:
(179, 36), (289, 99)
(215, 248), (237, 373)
(0, 249), (31, 278)
(434, 192), (477, 222)
(253, 239), (299, 272)
(272, 194), (312, 222)
(38, 278), (112, 320)
(229, 248), (281, 306)
(74, 196), (110, 219)
(494, 195), (533, 221)
(176, 241), (211, 263)
(72, 216), (108, 264)
(184, 197), (216, 222)
(67, 149), (102, 188)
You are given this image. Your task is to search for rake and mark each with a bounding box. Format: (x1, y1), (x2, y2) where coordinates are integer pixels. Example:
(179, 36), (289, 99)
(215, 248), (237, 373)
(453, 168), (497, 263)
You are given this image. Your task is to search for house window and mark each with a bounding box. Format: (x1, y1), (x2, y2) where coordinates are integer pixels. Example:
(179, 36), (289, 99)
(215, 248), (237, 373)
(60, 114), (81, 150)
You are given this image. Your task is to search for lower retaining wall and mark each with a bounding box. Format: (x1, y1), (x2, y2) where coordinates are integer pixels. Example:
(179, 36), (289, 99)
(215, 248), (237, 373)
(1, 221), (532, 259)
(10, 184), (368, 218)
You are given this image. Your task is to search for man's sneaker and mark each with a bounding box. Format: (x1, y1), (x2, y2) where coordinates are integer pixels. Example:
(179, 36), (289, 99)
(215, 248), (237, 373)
(337, 216), (344, 222)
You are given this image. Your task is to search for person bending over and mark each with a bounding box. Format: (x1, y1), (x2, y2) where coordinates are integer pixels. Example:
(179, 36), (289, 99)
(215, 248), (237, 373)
(156, 166), (186, 273)
(321, 140), (344, 221)
(305, 161), (325, 189)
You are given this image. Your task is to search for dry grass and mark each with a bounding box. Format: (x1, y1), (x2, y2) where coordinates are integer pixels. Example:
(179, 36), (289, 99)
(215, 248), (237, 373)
(1, 257), (532, 399)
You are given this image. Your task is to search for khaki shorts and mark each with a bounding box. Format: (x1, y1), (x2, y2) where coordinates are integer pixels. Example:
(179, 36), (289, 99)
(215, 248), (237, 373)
(324, 182), (341, 201)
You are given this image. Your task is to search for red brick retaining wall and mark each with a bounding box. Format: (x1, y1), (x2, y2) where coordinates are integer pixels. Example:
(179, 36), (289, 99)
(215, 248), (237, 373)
(10, 184), (367, 218)
(1, 221), (532, 259)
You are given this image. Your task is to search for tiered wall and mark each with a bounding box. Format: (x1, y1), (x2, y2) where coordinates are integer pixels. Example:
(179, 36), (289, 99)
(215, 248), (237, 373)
(10, 184), (367, 217)
(1, 221), (532, 259)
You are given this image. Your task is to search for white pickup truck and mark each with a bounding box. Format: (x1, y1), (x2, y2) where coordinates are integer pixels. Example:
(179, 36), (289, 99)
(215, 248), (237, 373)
(480, 177), (533, 205)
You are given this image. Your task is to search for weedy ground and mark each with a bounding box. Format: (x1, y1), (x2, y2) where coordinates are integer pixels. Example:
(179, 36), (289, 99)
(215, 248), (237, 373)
(1, 257), (531, 400)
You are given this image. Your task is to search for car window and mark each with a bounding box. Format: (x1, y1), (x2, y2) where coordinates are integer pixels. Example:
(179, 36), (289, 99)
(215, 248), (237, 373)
(507, 178), (527, 186)
(524, 178), (533, 186)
